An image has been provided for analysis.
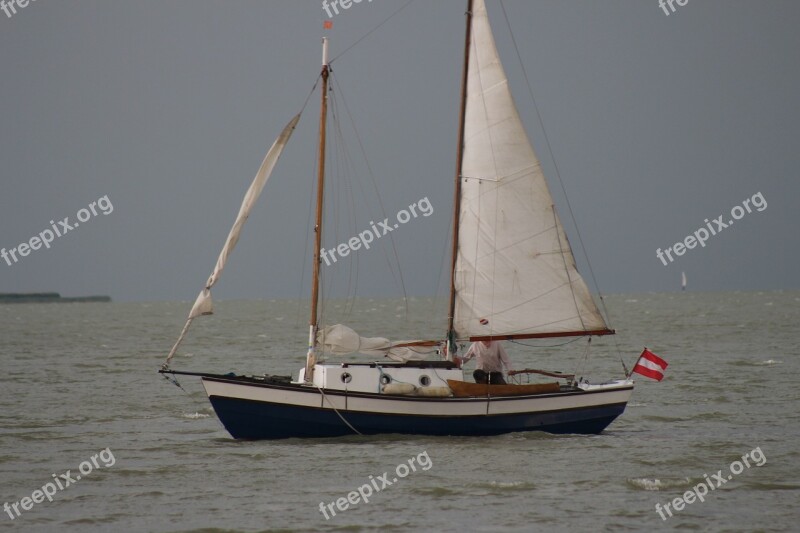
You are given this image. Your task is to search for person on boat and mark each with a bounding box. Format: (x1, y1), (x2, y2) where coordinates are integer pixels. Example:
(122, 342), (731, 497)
(456, 340), (513, 384)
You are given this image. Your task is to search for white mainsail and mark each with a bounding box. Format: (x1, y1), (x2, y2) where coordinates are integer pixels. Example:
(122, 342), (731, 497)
(163, 114), (301, 368)
(452, 0), (609, 340)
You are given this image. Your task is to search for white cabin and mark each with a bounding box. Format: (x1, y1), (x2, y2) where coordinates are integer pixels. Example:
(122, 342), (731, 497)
(297, 362), (463, 395)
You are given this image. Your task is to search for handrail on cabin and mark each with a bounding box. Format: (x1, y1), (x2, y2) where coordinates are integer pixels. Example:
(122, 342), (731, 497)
(507, 368), (575, 379)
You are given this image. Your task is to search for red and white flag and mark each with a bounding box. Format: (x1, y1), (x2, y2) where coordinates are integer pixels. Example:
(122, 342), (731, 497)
(632, 348), (668, 381)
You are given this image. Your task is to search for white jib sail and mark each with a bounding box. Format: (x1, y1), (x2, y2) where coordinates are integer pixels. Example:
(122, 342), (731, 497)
(163, 114), (301, 368)
(452, 0), (608, 340)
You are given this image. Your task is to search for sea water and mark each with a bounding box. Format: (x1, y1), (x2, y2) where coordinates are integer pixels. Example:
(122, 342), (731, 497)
(1, 291), (797, 532)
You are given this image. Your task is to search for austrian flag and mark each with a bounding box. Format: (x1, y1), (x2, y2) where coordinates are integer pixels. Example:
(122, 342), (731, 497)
(632, 349), (668, 381)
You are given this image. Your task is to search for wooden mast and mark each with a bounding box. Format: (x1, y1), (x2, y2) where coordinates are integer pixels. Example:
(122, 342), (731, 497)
(305, 37), (330, 382)
(446, 0), (473, 357)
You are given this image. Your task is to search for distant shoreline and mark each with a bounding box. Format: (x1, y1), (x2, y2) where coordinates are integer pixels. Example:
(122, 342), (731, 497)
(0, 292), (111, 303)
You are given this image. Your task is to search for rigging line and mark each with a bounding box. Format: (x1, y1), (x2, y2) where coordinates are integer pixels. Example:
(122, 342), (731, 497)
(319, 250), (328, 358)
(161, 373), (189, 394)
(328, 0), (417, 65)
(326, 131), (396, 318)
(333, 89), (363, 317)
(296, 144), (318, 327)
(573, 337), (592, 381)
(330, 74), (410, 316)
(300, 75), (321, 116)
(499, 1), (625, 370)
(323, 82), (358, 317)
(327, 91), (347, 308)
(330, 74), (405, 302)
(329, 87), (361, 315)
(552, 207), (587, 331)
(334, 86), (366, 314)
(315, 385), (363, 436)
(161, 373), (218, 419)
(296, 165), (316, 328)
(429, 205), (454, 332)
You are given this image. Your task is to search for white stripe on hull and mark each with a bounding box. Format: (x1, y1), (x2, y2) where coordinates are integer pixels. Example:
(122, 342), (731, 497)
(202, 378), (633, 417)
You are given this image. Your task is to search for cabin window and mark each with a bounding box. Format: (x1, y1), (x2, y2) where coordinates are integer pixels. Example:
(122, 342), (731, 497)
(419, 375), (431, 386)
(380, 374), (392, 385)
(340, 372), (352, 384)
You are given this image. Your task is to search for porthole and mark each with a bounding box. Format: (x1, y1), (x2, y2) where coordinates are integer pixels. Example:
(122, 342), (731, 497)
(419, 375), (431, 386)
(341, 372), (352, 384)
(380, 374), (392, 385)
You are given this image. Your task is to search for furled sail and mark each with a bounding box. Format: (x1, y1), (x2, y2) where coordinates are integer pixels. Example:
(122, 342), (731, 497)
(317, 324), (437, 362)
(452, 0), (610, 340)
(163, 114), (300, 368)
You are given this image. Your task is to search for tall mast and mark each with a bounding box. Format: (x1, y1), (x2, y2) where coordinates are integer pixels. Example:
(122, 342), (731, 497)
(305, 37), (330, 382)
(446, 0), (473, 356)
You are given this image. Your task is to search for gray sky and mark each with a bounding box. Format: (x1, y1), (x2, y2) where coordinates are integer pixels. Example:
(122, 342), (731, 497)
(1, 0), (798, 302)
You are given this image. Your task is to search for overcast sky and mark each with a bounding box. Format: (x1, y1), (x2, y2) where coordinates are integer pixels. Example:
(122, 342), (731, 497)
(1, 0), (798, 303)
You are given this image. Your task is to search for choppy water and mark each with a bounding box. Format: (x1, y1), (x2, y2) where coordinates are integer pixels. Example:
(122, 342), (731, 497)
(1, 291), (798, 532)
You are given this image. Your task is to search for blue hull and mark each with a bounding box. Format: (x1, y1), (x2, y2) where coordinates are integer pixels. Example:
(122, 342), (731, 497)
(208, 394), (628, 440)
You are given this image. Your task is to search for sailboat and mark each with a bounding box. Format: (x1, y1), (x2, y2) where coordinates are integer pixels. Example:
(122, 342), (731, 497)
(681, 271), (687, 291)
(160, 0), (635, 439)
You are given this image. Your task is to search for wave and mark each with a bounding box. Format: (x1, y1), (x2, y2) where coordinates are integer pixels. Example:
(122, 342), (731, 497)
(626, 477), (692, 491)
(183, 412), (211, 419)
(728, 359), (783, 367)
